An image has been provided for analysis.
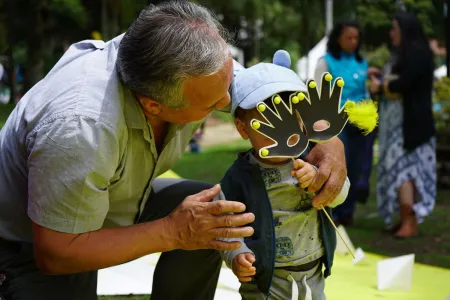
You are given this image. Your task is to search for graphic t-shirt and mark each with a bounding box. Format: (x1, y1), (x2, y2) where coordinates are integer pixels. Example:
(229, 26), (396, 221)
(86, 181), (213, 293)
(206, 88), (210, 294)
(248, 153), (324, 267)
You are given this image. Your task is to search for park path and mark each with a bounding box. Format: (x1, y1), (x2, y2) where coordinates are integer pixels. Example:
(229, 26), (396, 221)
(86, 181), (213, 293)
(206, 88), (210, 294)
(198, 116), (241, 147)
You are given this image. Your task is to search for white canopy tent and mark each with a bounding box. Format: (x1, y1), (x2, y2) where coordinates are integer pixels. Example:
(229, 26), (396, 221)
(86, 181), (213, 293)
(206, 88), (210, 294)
(434, 64), (447, 79)
(229, 45), (244, 66)
(296, 36), (328, 82)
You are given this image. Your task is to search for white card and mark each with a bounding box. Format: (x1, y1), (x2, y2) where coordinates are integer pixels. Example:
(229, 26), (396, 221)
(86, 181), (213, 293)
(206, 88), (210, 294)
(377, 254), (415, 291)
(352, 247), (367, 265)
(335, 225), (356, 255)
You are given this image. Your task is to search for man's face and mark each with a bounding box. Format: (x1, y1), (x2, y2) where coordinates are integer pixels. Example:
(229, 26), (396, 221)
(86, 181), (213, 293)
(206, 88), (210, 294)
(159, 56), (234, 124)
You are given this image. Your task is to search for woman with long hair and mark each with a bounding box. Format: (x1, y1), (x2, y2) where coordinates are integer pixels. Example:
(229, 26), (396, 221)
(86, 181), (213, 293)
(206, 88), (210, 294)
(369, 12), (436, 238)
(315, 21), (376, 226)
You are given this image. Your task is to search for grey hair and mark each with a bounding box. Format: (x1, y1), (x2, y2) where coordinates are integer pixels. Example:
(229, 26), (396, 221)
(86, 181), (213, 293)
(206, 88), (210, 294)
(117, 1), (232, 109)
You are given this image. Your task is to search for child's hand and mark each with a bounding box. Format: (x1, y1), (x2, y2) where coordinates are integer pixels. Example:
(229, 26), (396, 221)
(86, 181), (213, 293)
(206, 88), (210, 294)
(291, 159), (317, 189)
(232, 253), (256, 282)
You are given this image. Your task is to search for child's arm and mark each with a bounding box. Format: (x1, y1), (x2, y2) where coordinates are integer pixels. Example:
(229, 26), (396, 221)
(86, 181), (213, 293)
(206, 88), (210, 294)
(212, 190), (254, 269)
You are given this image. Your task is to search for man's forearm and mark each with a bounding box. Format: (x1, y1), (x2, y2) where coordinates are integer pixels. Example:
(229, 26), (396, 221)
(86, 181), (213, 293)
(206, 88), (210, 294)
(35, 218), (177, 274)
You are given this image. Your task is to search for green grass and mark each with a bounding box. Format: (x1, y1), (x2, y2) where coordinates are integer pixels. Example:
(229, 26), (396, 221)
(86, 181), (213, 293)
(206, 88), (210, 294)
(173, 139), (251, 183)
(173, 141), (450, 269)
(0, 103), (14, 129)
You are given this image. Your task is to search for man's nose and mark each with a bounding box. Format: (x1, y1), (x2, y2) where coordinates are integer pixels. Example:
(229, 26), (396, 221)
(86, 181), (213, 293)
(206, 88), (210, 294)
(216, 92), (231, 110)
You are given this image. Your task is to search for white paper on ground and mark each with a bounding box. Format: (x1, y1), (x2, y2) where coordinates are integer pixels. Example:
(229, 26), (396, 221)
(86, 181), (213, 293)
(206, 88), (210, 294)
(335, 225), (356, 255)
(352, 247), (367, 265)
(377, 254), (415, 291)
(97, 253), (242, 299)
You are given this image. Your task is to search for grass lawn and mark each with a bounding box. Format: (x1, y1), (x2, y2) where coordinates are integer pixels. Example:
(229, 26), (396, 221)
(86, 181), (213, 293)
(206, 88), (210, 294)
(173, 140), (450, 269)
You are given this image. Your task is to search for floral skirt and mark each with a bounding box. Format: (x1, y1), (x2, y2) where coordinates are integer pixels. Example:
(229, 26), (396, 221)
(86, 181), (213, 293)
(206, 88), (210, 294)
(377, 100), (436, 225)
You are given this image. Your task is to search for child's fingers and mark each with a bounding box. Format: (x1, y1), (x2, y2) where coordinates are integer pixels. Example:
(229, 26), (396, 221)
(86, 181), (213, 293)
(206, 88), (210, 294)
(300, 178), (314, 189)
(293, 159), (305, 169)
(236, 269), (256, 277)
(237, 254), (253, 267)
(236, 263), (256, 273)
(293, 167), (309, 179)
(298, 171), (314, 183)
(245, 253), (256, 263)
(238, 276), (253, 283)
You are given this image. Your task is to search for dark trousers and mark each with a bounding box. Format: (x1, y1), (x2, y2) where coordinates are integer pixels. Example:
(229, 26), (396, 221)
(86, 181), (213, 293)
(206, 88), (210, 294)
(354, 129), (377, 204)
(0, 179), (222, 300)
(334, 125), (374, 220)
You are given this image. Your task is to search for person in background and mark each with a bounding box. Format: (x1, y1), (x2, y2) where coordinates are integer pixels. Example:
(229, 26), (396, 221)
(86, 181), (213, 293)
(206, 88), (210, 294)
(315, 21), (376, 226)
(189, 121), (205, 153)
(369, 12), (436, 238)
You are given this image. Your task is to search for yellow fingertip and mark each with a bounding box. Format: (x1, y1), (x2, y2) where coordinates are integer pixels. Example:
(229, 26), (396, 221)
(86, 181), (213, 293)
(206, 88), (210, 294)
(251, 121), (260, 130)
(309, 81), (317, 89)
(337, 79), (345, 87)
(261, 149), (269, 157)
(292, 96), (299, 104)
(258, 104), (266, 112)
(297, 92), (305, 100)
(325, 73), (332, 81)
(274, 96), (281, 104)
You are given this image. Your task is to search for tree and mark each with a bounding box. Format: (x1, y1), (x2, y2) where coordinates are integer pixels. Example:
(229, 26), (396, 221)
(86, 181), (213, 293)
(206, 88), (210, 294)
(356, 0), (443, 48)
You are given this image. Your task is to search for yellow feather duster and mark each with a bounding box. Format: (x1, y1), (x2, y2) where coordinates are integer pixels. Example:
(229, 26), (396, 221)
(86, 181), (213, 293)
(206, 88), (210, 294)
(344, 100), (379, 135)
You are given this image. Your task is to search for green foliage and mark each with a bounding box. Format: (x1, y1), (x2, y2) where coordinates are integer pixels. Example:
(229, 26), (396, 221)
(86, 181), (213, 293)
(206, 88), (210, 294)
(356, 0), (442, 48)
(434, 77), (450, 130)
(363, 44), (391, 69)
(435, 77), (450, 101)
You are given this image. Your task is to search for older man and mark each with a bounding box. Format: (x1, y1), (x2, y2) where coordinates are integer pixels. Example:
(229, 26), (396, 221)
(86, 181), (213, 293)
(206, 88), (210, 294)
(0, 2), (346, 300)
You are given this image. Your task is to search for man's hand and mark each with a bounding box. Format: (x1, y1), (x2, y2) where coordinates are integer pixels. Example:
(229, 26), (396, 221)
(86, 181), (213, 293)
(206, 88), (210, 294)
(305, 139), (347, 209)
(291, 159), (317, 189)
(165, 184), (255, 251)
(232, 253), (256, 282)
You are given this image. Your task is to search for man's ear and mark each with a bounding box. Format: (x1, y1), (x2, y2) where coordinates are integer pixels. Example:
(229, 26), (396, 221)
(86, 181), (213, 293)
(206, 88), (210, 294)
(137, 95), (162, 115)
(235, 118), (249, 140)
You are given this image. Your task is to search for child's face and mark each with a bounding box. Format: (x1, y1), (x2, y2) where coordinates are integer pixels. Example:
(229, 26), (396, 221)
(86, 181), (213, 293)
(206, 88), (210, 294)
(235, 108), (298, 164)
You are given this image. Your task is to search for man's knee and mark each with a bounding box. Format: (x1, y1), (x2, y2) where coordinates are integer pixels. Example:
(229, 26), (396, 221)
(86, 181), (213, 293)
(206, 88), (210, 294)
(139, 179), (213, 223)
(152, 249), (222, 300)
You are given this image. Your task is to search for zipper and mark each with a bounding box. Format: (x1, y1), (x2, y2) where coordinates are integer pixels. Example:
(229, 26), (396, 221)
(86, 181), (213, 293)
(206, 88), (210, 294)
(254, 167), (275, 299)
(265, 186), (276, 300)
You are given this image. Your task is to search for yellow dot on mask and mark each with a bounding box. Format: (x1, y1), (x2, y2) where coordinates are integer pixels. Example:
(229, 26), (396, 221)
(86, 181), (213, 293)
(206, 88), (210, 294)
(261, 149), (269, 157)
(258, 104), (266, 112)
(309, 81), (317, 89)
(297, 92), (305, 100)
(337, 79), (345, 87)
(251, 121), (260, 130)
(325, 73), (332, 81)
(292, 96), (299, 104)
(274, 96), (281, 104)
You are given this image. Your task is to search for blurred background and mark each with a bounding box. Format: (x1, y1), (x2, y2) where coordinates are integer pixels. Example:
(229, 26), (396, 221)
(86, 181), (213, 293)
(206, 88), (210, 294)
(0, 0), (450, 289)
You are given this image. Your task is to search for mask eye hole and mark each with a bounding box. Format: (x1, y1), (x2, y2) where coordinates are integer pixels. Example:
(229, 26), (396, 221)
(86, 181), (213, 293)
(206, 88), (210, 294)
(287, 134), (300, 147)
(313, 120), (330, 132)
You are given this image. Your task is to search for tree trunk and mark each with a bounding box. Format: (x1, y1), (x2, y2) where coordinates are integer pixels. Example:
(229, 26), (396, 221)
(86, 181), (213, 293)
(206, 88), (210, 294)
(24, 0), (48, 93)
